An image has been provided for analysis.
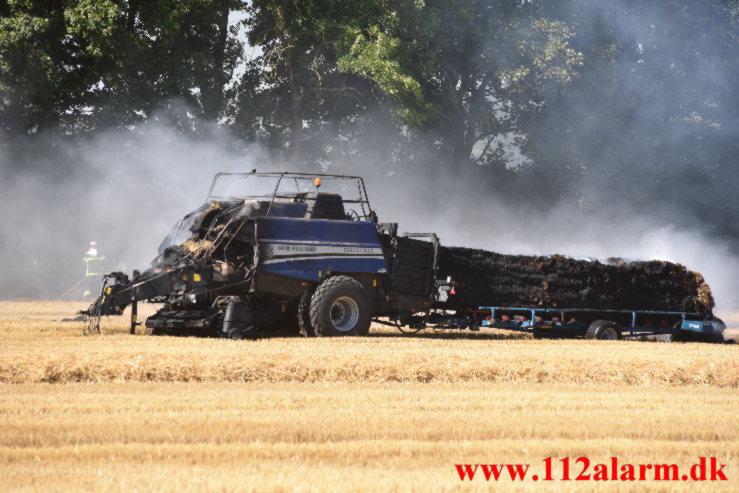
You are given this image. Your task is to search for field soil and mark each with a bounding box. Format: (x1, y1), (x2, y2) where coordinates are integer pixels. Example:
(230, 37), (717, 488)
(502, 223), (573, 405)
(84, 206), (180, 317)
(1, 301), (737, 492)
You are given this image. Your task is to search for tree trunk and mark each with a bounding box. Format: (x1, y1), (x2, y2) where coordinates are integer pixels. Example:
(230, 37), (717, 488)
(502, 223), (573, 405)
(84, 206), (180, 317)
(450, 72), (473, 163)
(287, 70), (304, 163)
(275, 2), (303, 163)
(126, 0), (138, 31)
(201, 0), (230, 120)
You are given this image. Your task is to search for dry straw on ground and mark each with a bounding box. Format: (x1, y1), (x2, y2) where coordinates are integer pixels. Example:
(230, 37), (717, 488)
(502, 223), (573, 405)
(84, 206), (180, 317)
(1, 301), (737, 387)
(1, 301), (737, 492)
(1, 382), (737, 492)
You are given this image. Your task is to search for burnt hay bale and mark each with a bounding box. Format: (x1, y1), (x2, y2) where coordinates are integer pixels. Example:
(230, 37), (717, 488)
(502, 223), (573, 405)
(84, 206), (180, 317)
(437, 246), (713, 315)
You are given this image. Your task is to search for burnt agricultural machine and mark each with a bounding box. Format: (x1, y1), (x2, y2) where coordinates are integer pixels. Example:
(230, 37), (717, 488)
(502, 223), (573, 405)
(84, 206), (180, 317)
(82, 171), (725, 342)
(83, 171), (454, 338)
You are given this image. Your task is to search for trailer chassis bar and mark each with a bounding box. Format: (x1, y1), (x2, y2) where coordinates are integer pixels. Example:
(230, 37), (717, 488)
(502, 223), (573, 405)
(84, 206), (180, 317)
(479, 306), (712, 337)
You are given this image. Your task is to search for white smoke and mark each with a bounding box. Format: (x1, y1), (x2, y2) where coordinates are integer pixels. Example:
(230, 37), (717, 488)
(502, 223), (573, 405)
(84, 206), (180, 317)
(2, 119), (738, 316)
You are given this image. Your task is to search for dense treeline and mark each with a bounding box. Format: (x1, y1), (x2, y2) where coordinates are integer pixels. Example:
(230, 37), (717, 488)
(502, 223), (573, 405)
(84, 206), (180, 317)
(1, 1), (738, 240)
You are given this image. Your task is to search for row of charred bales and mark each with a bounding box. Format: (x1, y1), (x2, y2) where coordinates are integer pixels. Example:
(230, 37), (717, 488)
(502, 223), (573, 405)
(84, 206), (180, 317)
(437, 247), (714, 315)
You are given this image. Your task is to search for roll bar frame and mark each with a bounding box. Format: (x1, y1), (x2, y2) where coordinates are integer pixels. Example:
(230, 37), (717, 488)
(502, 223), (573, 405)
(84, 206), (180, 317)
(207, 171), (375, 221)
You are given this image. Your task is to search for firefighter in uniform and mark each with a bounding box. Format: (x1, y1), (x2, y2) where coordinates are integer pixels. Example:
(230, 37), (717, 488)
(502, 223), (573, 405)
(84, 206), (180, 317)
(82, 241), (106, 297)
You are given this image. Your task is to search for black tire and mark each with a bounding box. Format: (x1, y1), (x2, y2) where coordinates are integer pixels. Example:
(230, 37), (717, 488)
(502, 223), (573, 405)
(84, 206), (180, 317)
(704, 333), (725, 343)
(298, 286), (316, 337)
(225, 324), (256, 339)
(585, 320), (622, 340)
(705, 317), (726, 343)
(227, 328), (245, 339)
(276, 299), (305, 337)
(656, 333), (684, 343)
(309, 276), (371, 337)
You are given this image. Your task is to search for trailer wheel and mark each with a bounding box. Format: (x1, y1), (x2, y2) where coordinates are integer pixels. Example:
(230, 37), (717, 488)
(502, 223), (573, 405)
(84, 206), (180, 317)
(309, 276), (371, 336)
(705, 317), (726, 343)
(298, 286), (316, 337)
(585, 320), (622, 340)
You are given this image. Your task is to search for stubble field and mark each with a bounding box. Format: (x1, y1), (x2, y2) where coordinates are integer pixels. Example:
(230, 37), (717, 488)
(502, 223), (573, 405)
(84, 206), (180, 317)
(1, 300), (737, 492)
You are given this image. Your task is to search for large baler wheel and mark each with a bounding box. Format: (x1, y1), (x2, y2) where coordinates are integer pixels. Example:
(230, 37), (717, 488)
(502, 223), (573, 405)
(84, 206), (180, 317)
(309, 276), (371, 337)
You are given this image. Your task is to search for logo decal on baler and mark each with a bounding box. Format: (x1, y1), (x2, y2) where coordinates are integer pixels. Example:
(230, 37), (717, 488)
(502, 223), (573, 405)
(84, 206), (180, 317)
(276, 244), (318, 253)
(262, 242), (384, 264)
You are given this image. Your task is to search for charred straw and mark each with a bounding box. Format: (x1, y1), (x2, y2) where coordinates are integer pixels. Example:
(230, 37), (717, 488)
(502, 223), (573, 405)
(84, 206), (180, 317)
(437, 247), (714, 315)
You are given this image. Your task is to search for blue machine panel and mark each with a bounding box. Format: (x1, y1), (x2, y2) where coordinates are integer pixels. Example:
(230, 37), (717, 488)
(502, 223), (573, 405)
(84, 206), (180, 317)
(256, 217), (388, 281)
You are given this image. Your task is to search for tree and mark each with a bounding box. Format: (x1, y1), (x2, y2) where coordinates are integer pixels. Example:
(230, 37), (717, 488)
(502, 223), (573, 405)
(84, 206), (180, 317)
(0, 0), (244, 141)
(232, 0), (430, 163)
(0, 0), (91, 135)
(520, 0), (739, 239)
(393, 0), (582, 173)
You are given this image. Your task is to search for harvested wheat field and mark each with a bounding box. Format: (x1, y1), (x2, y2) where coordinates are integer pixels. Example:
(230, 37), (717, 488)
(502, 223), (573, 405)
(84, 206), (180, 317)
(1, 300), (738, 492)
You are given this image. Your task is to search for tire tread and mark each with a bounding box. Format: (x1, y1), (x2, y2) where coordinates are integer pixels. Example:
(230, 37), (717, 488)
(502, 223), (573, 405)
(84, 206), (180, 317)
(585, 320), (622, 340)
(309, 275), (370, 337)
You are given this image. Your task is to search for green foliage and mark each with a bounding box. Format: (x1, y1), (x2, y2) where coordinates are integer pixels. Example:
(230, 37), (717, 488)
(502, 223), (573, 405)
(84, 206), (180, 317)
(234, 0), (433, 161)
(1, 0), (583, 155)
(0, 0), (243, 136)
(337, 25), (432, 125)
(64, 0), (119, 57)
(499, 18), (583, 89)
(384, 0), (584, 167)
(0, 2), (72, 132)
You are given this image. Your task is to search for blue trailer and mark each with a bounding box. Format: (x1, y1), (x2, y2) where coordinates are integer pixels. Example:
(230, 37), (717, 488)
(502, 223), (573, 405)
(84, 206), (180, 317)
(373, 305), (725, 342)
(477, 306), (725, 342)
